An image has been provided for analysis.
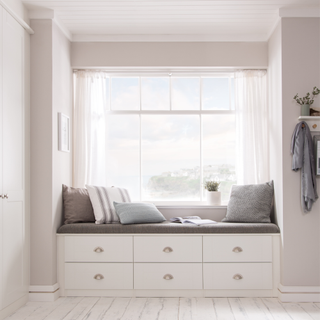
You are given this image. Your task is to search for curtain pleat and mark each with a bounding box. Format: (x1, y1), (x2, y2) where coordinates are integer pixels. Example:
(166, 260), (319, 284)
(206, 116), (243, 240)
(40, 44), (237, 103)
(234, 70), (269, 185)
(73, 71), (109, 187)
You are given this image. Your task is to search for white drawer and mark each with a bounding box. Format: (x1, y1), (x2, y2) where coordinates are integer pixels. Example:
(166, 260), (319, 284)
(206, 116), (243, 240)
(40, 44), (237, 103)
(204, 262), (272, 290)
(134, 263), (202, 290)
(203, 235), (272, 262)
(134, 236), (202, 262)
(65, 236), (133, 262)
(65, 263), (133, 289)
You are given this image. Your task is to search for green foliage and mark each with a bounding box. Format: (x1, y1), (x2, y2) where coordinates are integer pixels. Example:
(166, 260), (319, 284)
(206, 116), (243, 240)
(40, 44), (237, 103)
(293, 86), (320, 106)
(204, 180), (220, 192)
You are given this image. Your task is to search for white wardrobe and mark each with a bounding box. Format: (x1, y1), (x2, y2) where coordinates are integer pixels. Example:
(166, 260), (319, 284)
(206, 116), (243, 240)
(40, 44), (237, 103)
(0, 4), (29, 319)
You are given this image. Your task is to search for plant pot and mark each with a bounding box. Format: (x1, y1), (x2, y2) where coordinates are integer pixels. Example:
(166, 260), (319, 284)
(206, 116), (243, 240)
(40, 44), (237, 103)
(207, 191), (221, 206)
(301, 104), (310, 116)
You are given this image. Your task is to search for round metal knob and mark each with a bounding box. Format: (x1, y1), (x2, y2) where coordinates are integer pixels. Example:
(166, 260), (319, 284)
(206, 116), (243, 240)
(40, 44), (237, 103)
(233, 274), (243, 280)
(3, 194), (8, 199)
(163, 247), (173, 253)
(0, 194), (3, 199)
(232, 247), (243, 253)
(94, 247), (104, 253)
(94, 274), (104, 280)
(313, 124), (317, 129)
(163, 274), (174, 280)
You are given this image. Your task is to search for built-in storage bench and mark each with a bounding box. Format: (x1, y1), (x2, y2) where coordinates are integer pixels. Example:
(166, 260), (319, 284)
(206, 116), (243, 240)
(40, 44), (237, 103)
(57, 221), (280, 297)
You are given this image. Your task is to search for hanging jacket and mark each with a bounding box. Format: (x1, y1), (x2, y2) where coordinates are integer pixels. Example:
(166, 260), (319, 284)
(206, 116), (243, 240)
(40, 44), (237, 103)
(291, 121), (318, 212)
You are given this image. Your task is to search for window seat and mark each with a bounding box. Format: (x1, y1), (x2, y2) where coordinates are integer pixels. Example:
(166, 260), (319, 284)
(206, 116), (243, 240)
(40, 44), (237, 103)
(57, 221), (280, 234)
(57, 221), (280, 298)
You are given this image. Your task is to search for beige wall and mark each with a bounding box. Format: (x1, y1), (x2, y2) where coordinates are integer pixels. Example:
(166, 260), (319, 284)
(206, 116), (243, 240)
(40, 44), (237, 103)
(268, 21), (284, 280)
(268, 17), (320, 287)
(281, 17), (320, 286)
(30, 19), (72, 286)
(71, 42), (268, 67)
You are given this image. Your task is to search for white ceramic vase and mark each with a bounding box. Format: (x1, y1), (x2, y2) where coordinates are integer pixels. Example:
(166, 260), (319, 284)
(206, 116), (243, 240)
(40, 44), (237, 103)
(207, 191), (221, 206)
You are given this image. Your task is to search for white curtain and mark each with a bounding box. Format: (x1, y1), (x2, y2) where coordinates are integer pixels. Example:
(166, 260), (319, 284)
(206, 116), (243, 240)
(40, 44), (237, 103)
(234, 70), (269, 185)
(73, 71), (109, 187)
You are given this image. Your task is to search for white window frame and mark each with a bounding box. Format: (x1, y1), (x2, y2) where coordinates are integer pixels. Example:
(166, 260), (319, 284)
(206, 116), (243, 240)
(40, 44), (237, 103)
(104, 71), (235, 206)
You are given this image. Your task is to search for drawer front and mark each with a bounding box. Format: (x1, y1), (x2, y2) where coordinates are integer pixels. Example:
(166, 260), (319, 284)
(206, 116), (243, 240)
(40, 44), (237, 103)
(204, 263), (272, 290)
(203, 235), (272, 262)
(134, 236), (202, 262)
(134, 263), (202, 290)
(65, 263), (133, 289)
(65, 236), (133, 262)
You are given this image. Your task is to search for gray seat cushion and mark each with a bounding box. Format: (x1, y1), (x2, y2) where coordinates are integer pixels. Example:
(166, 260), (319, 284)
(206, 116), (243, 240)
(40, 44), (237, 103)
(57, 221), (280, 234)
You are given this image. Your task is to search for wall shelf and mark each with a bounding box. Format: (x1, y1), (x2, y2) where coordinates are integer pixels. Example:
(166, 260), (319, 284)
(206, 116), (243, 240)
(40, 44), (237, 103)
(298, 116), (320, 132)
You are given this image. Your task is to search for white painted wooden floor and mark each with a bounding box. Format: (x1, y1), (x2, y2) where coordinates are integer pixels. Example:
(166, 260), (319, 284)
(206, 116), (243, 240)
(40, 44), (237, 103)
(4, 297), (320, 320)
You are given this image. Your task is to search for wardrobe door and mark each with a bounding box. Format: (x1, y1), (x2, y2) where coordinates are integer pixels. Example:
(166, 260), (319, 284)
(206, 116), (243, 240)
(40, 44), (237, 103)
(1, 7), (26, 308)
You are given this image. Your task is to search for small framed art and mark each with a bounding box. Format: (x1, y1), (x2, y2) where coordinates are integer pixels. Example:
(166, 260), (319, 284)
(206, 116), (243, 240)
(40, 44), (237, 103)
(58, 112), (70, 152)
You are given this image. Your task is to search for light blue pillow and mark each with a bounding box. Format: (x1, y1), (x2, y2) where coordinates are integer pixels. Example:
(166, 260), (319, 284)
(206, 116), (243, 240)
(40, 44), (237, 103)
(113, 202), (166, 225)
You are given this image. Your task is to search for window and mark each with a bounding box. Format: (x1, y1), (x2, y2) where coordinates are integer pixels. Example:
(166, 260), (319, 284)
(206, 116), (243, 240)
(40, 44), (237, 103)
(101, 73), (236, 204)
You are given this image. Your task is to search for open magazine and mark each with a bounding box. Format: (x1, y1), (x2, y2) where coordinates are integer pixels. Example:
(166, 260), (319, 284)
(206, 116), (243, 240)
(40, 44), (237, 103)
(170, 216), (217, 226)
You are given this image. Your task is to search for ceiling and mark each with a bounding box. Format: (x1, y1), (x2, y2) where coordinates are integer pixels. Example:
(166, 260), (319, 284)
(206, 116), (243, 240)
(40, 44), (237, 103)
(22, 0), (320, 42)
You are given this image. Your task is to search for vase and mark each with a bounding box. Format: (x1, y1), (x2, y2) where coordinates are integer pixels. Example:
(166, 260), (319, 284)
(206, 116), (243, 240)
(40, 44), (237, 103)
(301, 104), (310, 116)
(207, 191), (221, 206)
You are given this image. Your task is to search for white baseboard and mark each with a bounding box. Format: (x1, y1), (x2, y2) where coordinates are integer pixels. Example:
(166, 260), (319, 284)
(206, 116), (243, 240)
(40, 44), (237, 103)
(29, 283), (60, 302)
(278, 284), (320, 302)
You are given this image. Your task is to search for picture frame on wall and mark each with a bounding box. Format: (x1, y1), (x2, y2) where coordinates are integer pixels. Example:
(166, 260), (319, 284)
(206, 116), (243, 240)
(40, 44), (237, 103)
(58, 112), (70, 152)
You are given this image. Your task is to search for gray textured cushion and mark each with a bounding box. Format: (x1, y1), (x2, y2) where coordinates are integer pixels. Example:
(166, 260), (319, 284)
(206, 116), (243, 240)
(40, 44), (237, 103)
(222, 181), (274, 223)
(57, 221), (280, 234)
(63, 185), (95, 224)
(114, 202), (166, 225)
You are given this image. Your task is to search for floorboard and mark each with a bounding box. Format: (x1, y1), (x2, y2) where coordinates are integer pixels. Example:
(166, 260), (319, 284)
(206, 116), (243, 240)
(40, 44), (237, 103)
(4, 297), (320, 320)
(212, 298), (235, 320)
(238, 298), (273, 320)
(261, 298), (291, 320)
(228, 298), (249, 320)
(281, 302), (314, 320)
(179, 298), (216, 320)
(298, 303), (320, 320)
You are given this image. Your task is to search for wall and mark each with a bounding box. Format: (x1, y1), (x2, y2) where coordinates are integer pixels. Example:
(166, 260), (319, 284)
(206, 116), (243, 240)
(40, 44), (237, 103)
(268, 22), (284, 280)
(71, 42), (268, 67)
(281, 17), (320, 287)
(30, 19), (72, 286)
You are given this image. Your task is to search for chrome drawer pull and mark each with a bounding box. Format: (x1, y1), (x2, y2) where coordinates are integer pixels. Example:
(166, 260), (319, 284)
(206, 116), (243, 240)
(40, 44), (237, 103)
(163, 274), (174, 280)
(94, 247), (104, 253)
(233, 274), (243, 280)
(94, 274), (104, 280)
(163, 247), (173, 253)
(232, 246), (243, 253)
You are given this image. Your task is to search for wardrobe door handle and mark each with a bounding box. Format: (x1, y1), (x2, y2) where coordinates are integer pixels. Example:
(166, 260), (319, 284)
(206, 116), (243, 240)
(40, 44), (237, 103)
(163, 274), (174, 280)
(232, 247), (243, 253)
(94, 274), (104, 280)
(3, 194), (8, 199)
(233, 274), (243, 280)
(0, 194), (3, 199)
(163, 247), (173, 253)
(94, 247), (104, 253)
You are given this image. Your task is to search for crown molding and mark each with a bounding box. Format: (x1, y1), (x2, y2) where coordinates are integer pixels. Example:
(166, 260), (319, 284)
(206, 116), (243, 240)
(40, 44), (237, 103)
(0, 0), (33, 34)
(72, 33), (267, 42)
(279, 6), (320, 18)
(29, 8), (72, 41)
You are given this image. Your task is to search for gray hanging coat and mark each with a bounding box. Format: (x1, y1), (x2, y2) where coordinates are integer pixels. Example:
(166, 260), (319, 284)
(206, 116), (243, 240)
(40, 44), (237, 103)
(291, 121), (318, 212)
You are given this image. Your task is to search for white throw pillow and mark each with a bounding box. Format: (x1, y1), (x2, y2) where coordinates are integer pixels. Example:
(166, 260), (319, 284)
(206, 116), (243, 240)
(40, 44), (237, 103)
(86, 185), (131, 224)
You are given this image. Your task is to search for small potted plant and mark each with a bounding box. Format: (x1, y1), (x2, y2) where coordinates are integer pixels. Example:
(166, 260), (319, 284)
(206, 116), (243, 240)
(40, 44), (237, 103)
(293, 86), (320, 116)
(204, 180), (221, 206)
